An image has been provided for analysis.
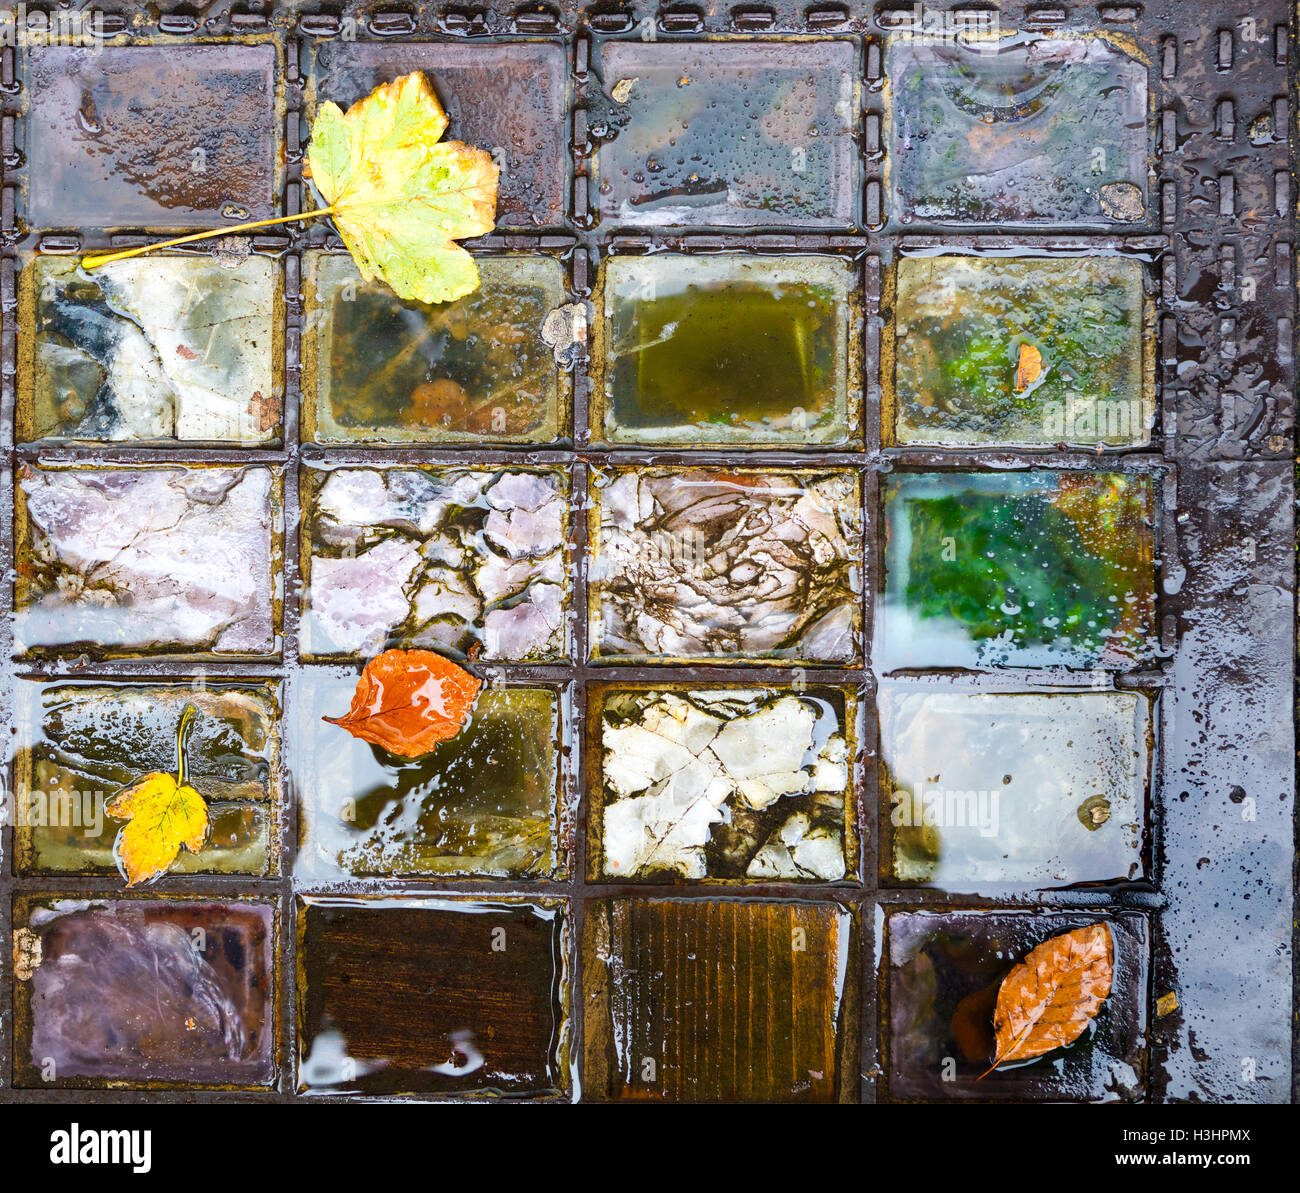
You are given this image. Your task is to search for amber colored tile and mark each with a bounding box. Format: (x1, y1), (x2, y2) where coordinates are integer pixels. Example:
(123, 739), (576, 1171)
(582, 898), (859, 1103)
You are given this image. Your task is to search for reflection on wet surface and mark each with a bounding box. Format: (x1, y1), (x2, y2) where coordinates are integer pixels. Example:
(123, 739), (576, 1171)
(589, 467), (861, 663)
(891, 254), (1152, 448)
(24, 44), (278, 228)
(887, 910), (1148, 1102)
(879, 470), (1158, 670)
(887, 35), (1149, 227)
(594, 254), (855, 447)
(21, 255), (281, 445)
(878, 684), (1150, 890)
(15, 464), (279, 658)
(592, 687), (853, 882)
(592, 40), (858, 227)
(14, 898), (276, 1087)
(303, 252), (564, 445)
(296, 676), (561, 879)
(582, 897), (858, 1102)
(307, 41), (568, 228)
(297, 896), (568, 1097)
(13, 681), (280, 876)
(300, 465), (569, 660)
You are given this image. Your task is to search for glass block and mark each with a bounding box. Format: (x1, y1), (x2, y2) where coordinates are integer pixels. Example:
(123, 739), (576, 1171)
(13, 680), (281, 877)
(589, 686), (857, 882)
(582, 898), (859, 1103)
(889, 254), (1154, 448)
(885, 910), (1149, 1102)
(307, 41), (568, 229)
(592, 40), (858, 228)
(302, 252), (566, 446)
(18, 254), (282, 445)
(15, 464), (280, 658)
(886, 35), (1149, 227)
(23, 44), (278, 229)
(592, 254), (858, 448)
(878, 470), (1158, 670)
(296, 674), (562, 880)
(878, 684), (1151, 890)
(297, 896), (570, 1097)
(13, 896), (276, 1088)
(300, 465), (569, 661)
(588, 467), (861, 663)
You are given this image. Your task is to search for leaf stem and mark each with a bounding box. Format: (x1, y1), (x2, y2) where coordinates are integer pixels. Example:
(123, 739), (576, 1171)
(82, 208), (336, 270)
(174, 703), (199, 788)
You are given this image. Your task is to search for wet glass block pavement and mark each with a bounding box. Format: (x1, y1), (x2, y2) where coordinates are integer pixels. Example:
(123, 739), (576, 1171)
(0, 2), (1293, 1109)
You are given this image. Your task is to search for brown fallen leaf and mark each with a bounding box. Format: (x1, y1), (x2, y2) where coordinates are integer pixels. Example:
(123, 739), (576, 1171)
(324, 648), (482, 758)
(979, 923), (1113, 1078)
(106, 703), (209, 887)
(1015, 342), (1044, 392)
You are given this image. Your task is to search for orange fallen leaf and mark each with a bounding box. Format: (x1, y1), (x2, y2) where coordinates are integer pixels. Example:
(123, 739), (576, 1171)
(978, 923), (1113, 1078)
(1015, 342), (1044, 392)
(324, 648), (482, 758)
(106, 703), (209, 886)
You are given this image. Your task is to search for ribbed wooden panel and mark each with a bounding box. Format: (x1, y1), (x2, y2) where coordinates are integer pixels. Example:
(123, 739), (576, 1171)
(583, 898), (857, 1103)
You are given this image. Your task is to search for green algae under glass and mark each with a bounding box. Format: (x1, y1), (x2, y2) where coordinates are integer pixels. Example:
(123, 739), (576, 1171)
(879, 470), (1158, 671)
(889, 254), (1154, 449)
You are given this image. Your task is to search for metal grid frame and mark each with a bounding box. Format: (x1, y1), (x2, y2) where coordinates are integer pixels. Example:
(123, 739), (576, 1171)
(0, 0), (1293, 1105)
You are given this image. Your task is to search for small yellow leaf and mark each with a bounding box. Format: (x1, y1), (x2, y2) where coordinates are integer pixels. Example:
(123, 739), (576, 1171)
(106, 772), (209, 887)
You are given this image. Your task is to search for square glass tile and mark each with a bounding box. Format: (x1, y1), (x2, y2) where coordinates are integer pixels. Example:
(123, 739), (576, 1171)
(296, 673), (563, 880)
(592, 254), (858, 448)
(19, 254), (282, 445)
(885, 909), (1148, 1102)
(582, 897), (859, 1102)
(588, 685), (858, 882)
(593, 39), (858, 228)
(886, 35), (1149, 228)
(889, 254), (1153, 448)
(14, 464), (280, 658)
(878, 470), (1159, 670)
(13, 897), (276, 1088)
(297, 896), (570, 1097)
(302, 251), (566, 445)
(588, 467), (861, 663)
(878, 684), (1151, 890)
(13, 680), (281, 877)
(23, 43), (278, 229)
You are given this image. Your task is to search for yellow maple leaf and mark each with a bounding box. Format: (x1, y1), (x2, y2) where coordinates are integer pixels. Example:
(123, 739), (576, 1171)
(307, 71), (499, 304)
(106, 704), (209, 886)
(82, 72), (499, 307)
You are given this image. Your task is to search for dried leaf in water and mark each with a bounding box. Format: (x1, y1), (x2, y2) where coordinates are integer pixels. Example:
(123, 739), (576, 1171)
(307, 71), (499, 304)
(980, 923), (1114, 1078)
(105, 704), (209, 886)
(1015, 342), (1044, 392)
(324, 648), (482, 758)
